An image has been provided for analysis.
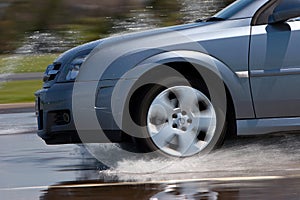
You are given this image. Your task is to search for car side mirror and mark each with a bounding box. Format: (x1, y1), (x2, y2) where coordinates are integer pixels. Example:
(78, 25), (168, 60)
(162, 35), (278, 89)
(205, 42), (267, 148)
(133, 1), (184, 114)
(269, 7), (300, 24)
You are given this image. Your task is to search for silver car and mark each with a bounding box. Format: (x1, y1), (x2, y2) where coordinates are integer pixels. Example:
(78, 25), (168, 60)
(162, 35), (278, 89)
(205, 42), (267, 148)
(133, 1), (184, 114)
(35, 0), (300, 157)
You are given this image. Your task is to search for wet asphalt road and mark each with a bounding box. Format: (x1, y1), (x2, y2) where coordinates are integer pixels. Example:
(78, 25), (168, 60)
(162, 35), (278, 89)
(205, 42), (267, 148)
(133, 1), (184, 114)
(0, 110), (299, 199)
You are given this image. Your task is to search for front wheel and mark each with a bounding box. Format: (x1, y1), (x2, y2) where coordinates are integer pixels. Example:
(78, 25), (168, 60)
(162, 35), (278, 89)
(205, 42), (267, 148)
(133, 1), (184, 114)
(135, 81), (226, 157)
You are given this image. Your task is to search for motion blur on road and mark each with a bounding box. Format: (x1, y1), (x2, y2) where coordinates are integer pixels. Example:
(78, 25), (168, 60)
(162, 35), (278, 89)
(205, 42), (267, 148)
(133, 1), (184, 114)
(0, 0), (300, 199)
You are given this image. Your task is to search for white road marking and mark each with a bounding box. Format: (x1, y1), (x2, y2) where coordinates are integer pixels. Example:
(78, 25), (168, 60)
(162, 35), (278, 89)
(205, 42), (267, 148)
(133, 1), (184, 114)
(1, 174), (299, 191)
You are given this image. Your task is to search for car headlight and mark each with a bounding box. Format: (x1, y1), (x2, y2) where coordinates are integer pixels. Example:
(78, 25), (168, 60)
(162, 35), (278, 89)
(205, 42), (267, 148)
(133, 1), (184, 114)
(65, 54), (89, 81)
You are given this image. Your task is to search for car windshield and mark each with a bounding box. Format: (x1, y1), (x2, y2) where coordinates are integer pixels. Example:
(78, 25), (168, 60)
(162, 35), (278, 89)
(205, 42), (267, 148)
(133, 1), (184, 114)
(214, 0), (254, 19)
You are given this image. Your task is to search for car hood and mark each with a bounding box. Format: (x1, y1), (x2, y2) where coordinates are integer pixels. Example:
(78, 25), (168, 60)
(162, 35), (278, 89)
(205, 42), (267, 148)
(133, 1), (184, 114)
(54, 39), (103, 64)
(80, 18), (251, 80)
(60, 17), (252, 83)
(56, 21), (208, 64)
(57, 18), (246, 66)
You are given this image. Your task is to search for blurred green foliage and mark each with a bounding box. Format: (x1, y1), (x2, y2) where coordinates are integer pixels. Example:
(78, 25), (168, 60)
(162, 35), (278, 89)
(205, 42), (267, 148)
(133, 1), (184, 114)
(0, 0), (183, 54)
(149, 0), (182, 26)
(0, 0), (236, 61)
(0, 0), (235, 54)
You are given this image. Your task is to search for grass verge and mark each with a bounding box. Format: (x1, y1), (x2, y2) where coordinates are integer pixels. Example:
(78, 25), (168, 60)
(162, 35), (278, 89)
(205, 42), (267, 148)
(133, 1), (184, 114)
(0, 80), (42, 104)
(0, 54), (58, 74)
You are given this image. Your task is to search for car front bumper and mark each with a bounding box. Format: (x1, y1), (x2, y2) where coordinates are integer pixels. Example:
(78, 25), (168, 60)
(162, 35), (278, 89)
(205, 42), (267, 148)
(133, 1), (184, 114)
(35, 81), (125, 144)
(35, 83), (81, 144)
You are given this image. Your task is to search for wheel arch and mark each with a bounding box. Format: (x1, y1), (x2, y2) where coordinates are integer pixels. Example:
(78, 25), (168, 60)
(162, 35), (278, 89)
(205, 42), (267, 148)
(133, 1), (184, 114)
(120, 50), (254, 122)
(127, 61), (238, 140)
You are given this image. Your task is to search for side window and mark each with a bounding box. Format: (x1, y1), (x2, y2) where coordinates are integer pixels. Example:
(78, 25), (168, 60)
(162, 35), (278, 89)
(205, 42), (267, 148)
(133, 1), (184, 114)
(254, 0), (280, 25)
(254, 0), (300, 25)
(274, 0), (300, 21)
(274, 0), (300, 12)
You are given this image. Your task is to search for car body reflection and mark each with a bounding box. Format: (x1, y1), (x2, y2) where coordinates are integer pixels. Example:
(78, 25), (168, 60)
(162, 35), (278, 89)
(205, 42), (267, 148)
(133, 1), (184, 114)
(40, 177), (300, 200)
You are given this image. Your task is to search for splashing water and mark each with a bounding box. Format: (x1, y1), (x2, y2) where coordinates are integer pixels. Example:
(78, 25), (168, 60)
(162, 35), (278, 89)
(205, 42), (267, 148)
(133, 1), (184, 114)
(78, 134), (300, 182)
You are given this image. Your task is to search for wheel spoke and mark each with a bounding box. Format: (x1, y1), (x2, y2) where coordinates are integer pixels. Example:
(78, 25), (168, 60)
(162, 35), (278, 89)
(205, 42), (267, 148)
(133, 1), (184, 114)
(175, 88), (199, 112)
(148, 104), (168, 126)
(152, 94), (175, 115)
(192, 108), (216, 141)
(194, 111), (215, 131)
(196, 140), (209, 150)
(177, 132), (198, 155)
(152, 126), (179, 149)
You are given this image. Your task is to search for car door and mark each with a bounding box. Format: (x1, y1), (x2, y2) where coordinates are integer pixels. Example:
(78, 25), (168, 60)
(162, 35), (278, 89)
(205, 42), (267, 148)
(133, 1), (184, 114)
(249, 0), (300, 118)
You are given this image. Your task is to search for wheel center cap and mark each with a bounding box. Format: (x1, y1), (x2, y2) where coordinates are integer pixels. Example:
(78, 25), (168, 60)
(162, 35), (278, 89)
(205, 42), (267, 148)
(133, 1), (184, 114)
(178, 118), (185, 126)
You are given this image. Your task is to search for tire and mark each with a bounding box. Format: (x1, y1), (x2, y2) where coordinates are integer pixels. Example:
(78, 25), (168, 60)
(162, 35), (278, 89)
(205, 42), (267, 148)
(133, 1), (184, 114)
(133, 77), (227, 157)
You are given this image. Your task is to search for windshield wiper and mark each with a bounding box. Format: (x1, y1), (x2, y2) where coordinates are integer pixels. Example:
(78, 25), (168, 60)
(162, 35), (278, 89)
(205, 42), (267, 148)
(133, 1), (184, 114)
(195, 17), (225, 23)
(205, 17), (225, 22)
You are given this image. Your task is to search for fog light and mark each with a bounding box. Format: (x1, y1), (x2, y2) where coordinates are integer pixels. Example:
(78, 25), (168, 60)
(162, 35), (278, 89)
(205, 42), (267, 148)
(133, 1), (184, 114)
(53, 110), (71, 125)
(63, 112), (70, 123)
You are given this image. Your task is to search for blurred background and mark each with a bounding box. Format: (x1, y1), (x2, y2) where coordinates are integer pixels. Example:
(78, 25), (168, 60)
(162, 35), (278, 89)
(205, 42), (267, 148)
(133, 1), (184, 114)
(0, 0), (233, 103)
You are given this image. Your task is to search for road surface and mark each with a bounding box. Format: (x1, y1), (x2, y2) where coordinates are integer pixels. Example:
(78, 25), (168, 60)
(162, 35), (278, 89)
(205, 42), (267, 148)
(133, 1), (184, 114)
(0, 108), (299, 199)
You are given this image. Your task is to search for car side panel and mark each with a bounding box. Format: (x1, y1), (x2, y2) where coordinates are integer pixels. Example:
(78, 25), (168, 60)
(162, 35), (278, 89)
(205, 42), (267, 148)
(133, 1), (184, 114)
(250, 20), (300, 118)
